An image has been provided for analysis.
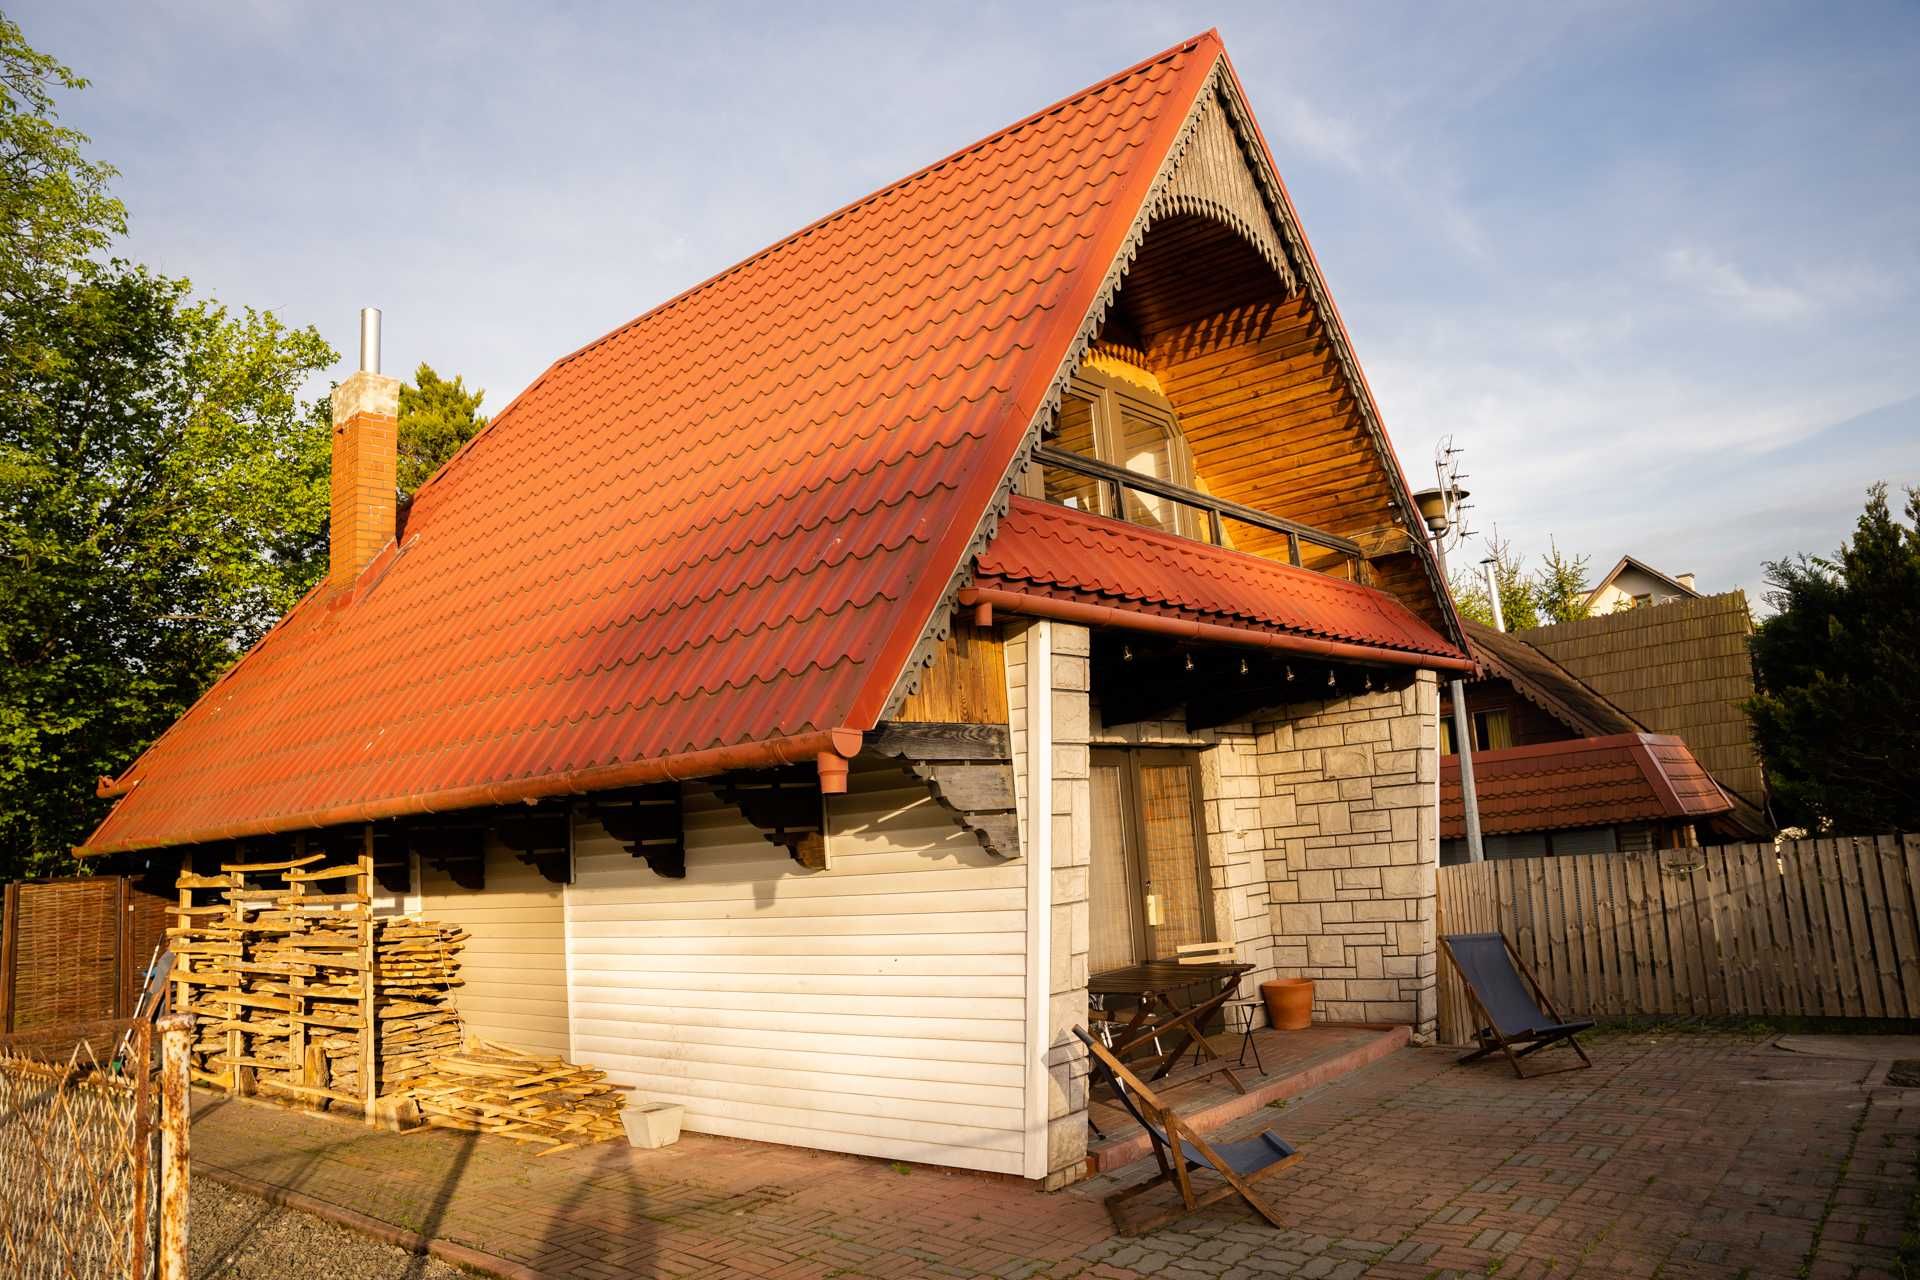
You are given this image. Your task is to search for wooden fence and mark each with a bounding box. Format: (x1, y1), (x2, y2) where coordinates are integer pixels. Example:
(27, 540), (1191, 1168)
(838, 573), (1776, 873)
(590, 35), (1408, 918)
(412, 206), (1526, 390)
(1, 877), (174, 1035)
(1435, 835), (1920, 1045)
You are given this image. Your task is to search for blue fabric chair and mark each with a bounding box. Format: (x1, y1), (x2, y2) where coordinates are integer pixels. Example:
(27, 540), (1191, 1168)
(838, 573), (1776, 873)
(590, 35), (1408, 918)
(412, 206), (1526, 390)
(1073, 1026), (1300, 1233)
(1442, 932), (1594, 1078)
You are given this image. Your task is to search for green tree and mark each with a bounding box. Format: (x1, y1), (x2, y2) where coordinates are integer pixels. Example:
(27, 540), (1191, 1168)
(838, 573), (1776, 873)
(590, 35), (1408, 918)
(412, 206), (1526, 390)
(0, 265), (335, 875)
(0, 18), (336, 876)
(1745, 485), (1920, 834)
(1451, 531), (1591, 630)
(0, 13), (125, 299)
(397, 362), (487, 499)
(1534, 540), (1592, 625)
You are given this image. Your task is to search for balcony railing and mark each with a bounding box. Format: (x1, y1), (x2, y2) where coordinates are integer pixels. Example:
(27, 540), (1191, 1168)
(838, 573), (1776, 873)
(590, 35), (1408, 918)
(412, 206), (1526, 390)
(1034, 445), (1365, 579)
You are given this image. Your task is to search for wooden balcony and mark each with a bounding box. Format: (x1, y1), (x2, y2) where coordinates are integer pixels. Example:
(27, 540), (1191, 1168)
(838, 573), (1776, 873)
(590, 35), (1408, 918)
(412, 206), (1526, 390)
(1034, 445), (1366, 580)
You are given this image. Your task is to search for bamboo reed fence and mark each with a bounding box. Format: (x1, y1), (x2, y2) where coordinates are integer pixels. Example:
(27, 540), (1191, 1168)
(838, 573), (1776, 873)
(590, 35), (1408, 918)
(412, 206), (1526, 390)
(1435, 835), (1920, 1045)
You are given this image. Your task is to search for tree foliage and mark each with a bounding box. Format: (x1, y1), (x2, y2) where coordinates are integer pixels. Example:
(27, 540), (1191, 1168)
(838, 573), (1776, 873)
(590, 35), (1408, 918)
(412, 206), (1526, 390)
(1449, 531), (1592, 631)
(1746, 485), (1920, 834)
(0, 266), (335, 875)
(0, 18), (340, 877)
(0, 14), (124, 301)
(397, 362), (486, 499)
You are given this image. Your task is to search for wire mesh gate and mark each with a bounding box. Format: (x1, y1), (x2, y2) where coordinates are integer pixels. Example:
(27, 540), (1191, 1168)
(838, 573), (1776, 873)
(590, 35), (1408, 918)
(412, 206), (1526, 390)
(0, 1013), (190, 1279)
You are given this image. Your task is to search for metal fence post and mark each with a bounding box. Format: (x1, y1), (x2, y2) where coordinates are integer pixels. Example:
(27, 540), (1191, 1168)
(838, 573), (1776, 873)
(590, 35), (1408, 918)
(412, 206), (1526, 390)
(158, 1012), (192, 1280)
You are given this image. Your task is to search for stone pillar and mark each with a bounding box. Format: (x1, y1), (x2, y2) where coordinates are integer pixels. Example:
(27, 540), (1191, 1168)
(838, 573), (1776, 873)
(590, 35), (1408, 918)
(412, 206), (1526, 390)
(1044, 624), (1092, 1187)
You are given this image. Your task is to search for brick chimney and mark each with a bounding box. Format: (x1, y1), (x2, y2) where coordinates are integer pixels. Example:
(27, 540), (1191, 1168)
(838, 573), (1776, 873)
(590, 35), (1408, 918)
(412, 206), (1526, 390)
(329, 308), (401, 589)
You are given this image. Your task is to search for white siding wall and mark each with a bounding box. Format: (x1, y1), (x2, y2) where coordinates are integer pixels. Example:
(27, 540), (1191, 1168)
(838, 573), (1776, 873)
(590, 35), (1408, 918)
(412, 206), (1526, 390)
(565, 764), (1030, 1174)
(418, 840), (570, 1056)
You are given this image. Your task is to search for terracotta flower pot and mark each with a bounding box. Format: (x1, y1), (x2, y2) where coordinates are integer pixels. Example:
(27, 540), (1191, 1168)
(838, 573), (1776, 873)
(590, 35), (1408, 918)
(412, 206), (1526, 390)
(1262, 978), (1314, 1031)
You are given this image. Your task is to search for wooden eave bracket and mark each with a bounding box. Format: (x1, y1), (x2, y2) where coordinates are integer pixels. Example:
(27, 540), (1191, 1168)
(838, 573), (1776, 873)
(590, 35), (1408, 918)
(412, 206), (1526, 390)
(719, 766), (828, 870)
(407, 825), (486, 891)
(588, 786), (685, 879)
(493, 809), (573, 885)
(864, 722), (1020, 859)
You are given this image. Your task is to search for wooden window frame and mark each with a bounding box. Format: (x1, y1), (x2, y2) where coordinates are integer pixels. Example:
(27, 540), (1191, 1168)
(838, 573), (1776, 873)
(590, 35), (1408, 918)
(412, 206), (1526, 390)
(1043, 368), (1204, 539)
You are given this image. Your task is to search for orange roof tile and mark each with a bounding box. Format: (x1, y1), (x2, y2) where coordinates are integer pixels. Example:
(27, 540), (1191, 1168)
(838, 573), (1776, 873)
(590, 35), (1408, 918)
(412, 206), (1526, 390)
(1440, 734), (1733, 838)
(83, 32), (1462, 855)
(968, 498), (1466, 665)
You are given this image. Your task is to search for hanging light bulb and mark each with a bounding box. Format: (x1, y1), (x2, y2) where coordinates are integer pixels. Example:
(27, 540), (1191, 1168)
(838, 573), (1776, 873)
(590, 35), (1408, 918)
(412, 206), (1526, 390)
(1326, 670), (1337, 688)
(1122, 644), (1133, 662)
(1363, 672), (1373, 691)
(1184, 653), (1195, 672)
(1239, 657), (1249, 676)
(1285, 665), (1295, 682)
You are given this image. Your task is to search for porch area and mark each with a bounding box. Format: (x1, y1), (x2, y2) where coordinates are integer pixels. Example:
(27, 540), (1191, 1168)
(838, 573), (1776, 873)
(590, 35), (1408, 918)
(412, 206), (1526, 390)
(184, 1030), (1918, 1279)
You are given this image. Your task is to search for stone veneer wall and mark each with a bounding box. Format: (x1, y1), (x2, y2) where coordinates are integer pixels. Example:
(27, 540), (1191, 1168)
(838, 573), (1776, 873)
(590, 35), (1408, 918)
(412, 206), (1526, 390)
(1009, 631), (1441, 1186)
(1257, 672), (1441, 1039)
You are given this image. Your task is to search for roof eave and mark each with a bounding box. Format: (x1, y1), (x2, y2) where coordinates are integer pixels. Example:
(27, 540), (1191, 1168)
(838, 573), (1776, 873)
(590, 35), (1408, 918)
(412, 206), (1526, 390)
(76, 725), (864, 858)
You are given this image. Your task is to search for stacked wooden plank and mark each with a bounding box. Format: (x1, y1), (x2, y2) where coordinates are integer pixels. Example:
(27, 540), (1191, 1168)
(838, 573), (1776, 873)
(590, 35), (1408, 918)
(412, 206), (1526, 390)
(409, 1040), (628, 1153)
(320, 920), (466, 1097)
(169, 854), (376, 1109)
(172, 852), (628, 1152)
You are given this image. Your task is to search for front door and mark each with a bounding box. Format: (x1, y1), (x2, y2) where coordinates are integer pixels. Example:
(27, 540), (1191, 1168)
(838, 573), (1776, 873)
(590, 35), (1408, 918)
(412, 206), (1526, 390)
(1088, 748), (1215, 971)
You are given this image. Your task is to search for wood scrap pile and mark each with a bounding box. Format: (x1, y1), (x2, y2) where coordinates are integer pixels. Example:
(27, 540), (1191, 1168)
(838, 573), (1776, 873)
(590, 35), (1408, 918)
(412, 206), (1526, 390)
(408, 1040), (628, 1153)
(173, 849), (630, 1153)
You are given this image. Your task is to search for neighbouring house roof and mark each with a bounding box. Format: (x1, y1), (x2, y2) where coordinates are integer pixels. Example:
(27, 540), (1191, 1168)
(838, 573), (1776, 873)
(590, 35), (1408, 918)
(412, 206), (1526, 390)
(1440, 734), (1733, 839)
(1523, 592), (1764, 812)
(1461, 619), (1642, 738)
(81, 31), (1465, 856)
(1583, 554), (1702, 610)
(968, 498), (1468, 667)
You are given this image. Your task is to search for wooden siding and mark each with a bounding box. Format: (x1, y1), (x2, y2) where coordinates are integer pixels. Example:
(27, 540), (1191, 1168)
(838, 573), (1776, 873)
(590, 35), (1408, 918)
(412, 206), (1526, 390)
(564, 765), (1029, 1174)
(417, 841), (569, 1056)
(1523, 593), (1763, 805)
(897, 625), (1010, 725)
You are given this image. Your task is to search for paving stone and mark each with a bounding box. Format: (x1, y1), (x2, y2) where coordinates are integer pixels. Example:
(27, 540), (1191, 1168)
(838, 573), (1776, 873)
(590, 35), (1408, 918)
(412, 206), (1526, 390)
(183, 1033), (1913, 1280)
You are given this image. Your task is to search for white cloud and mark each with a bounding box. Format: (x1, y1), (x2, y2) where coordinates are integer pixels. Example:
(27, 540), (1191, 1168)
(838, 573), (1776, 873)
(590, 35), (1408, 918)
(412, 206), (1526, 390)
(1662, 246), (1814, 322)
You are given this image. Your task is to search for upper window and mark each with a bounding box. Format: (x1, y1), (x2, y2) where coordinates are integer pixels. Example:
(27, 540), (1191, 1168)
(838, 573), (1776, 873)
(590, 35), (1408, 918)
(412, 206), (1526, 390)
(1039, 360), (1206, 540)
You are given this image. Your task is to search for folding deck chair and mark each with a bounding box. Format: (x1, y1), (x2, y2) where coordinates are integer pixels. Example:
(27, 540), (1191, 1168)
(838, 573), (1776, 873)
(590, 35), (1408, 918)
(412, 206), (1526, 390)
(1441, 931), (1594, 1079)
(1073, 1026), (1300, 1234)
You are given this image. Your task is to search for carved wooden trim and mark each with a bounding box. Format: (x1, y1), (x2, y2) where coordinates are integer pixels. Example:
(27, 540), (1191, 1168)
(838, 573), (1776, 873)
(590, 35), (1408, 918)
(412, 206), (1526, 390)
(408, 825), (486, 890)
(588, 786), (685, 879)
(720, 766), (827, 870)
(493, 810), (573, 885)
(866, 722), (1020, 859)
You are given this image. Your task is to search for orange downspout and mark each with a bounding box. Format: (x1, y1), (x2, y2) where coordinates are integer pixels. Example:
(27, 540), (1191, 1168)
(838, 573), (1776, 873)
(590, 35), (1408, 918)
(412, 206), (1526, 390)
(958, 587), (1476, 674)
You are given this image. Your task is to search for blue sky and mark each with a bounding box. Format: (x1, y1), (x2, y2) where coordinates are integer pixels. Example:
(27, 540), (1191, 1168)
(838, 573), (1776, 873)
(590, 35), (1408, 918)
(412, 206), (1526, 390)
(15, 0), (1918, 605)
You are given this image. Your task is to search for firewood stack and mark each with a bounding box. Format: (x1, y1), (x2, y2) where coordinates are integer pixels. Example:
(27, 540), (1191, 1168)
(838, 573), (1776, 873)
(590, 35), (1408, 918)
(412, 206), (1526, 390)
(171, 852), (629, 1152)
(169, 854), (376, 1107)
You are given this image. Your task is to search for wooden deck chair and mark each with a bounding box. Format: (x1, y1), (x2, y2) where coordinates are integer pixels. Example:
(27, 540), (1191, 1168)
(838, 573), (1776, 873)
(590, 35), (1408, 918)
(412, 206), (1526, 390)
(1441, 932), (1594, 1079)
(1072, 1026), (1300, 1234)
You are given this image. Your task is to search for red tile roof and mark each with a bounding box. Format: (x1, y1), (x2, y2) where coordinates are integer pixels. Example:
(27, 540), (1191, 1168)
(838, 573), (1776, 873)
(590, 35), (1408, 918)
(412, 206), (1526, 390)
(82, 37), (1226, 855)
(1440, 734), (1733, 838)
(83, 32), (1464, 856)
(966, 498), (1468, 667)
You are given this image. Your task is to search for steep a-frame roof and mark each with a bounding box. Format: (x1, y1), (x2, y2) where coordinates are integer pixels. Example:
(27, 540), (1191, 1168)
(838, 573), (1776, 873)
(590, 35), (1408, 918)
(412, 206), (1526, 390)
(83, 32), (1462, 855)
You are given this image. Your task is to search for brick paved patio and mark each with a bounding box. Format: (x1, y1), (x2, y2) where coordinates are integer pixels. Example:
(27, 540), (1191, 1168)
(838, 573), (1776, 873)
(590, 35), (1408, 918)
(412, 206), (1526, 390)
(189, 1031), (1918, 1279)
